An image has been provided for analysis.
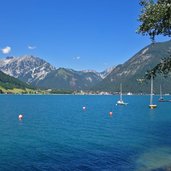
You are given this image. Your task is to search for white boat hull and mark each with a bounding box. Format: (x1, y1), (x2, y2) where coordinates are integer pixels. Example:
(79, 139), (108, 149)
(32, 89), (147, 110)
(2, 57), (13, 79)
(116, 100), (128, 105)
(149, 104), (157, 109)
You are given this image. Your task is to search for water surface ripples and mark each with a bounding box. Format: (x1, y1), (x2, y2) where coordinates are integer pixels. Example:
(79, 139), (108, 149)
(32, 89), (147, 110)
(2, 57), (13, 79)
(0, 95), (171, 171)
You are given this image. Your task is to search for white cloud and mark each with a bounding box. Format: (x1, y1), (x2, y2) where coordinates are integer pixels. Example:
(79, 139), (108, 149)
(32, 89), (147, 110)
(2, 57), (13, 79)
(73, 56), (80, 60)
(1, 46), (11, 54)
(28, 45), (36, 50)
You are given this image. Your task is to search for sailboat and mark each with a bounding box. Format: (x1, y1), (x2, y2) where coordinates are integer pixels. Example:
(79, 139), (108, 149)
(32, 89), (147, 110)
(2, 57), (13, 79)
(159, 84), (171, 102)
(116, 83), (128, 105)
(159, 84), (164, 102)
(149, 75), (157, 109)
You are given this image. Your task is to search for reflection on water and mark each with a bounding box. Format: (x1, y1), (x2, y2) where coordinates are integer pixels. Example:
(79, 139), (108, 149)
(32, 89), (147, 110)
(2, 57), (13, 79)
(148, 109), (157, 121)
(136, 146), (171, 171)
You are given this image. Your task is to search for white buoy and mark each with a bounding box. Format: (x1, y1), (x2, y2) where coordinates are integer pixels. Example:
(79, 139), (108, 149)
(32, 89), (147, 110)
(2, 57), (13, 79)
(18, 114), (23, 120)
(83, 106), (86, 110)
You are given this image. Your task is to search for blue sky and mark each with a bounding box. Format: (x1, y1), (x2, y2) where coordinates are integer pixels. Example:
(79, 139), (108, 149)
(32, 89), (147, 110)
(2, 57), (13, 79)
(0, 0), (169, 71)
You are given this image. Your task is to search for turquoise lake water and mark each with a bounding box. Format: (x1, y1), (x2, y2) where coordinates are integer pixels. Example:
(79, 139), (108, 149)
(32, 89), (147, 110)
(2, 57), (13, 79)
(0, 95), (171, 171)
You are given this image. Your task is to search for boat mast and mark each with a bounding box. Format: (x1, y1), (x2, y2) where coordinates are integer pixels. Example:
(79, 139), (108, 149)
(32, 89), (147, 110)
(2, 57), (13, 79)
(120, 83), (122, 101)
(160, 84), (162, 99)
(150, 75), (153, 105)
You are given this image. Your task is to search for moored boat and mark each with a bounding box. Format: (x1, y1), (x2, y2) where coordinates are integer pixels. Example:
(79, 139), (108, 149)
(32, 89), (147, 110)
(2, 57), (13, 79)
(116, 83), (128, 106)
(149, 75), (157, 109)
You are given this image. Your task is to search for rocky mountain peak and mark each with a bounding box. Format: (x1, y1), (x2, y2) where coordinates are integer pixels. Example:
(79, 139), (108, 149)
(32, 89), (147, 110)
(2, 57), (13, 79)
(0, 55), (56, 83)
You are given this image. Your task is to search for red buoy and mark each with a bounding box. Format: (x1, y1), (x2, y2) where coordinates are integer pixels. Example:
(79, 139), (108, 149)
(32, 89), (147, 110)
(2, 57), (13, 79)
(109, 112), (113, 116)
(18, 114), (23, 120)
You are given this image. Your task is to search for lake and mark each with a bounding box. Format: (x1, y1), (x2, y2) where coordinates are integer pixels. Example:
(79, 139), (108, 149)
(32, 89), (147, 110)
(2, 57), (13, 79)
(0, 95), (171, 171)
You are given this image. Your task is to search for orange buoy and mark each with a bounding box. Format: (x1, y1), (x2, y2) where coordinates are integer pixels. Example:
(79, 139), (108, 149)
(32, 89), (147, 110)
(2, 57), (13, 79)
(18, 114), (23, 120)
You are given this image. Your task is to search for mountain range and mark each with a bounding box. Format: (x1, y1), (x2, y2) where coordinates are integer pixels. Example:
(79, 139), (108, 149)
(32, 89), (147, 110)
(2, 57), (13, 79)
(0, 40), (171, 93)
(0, 56), (113, 90)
